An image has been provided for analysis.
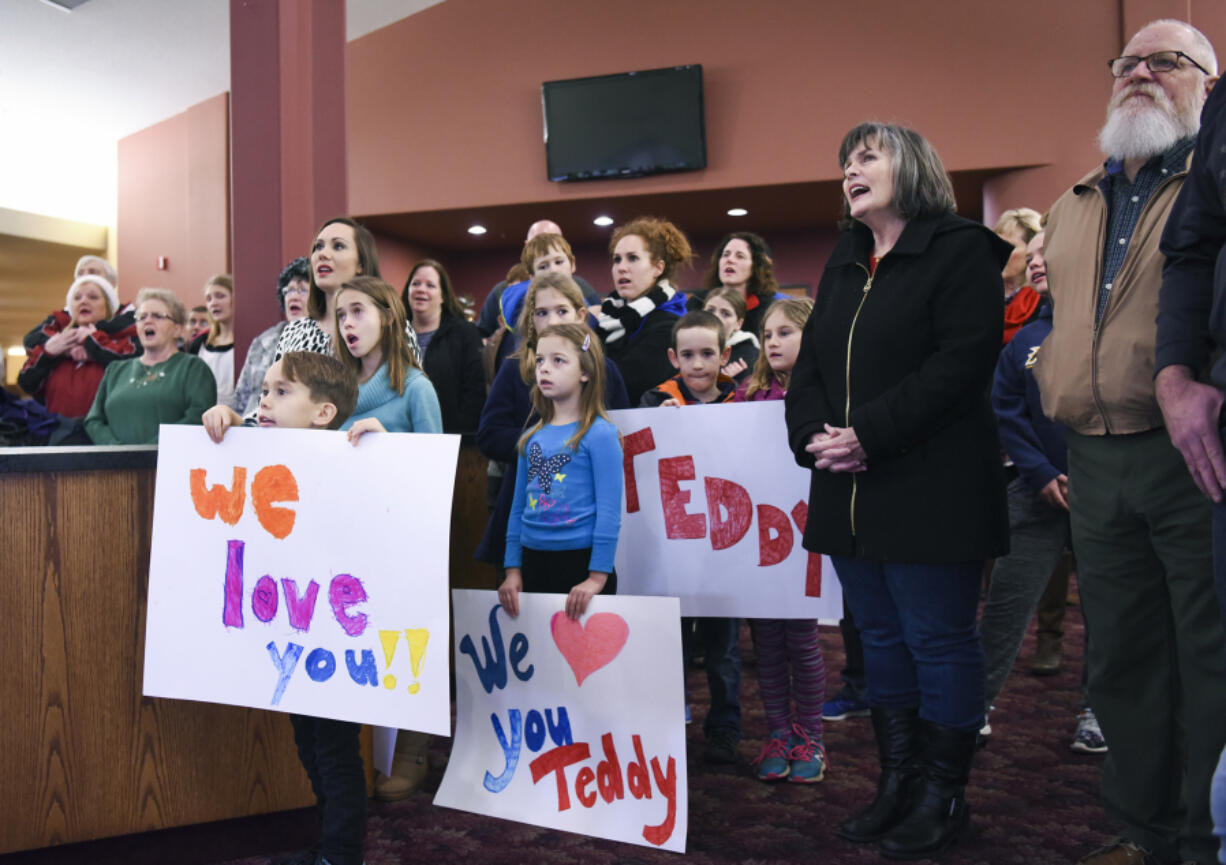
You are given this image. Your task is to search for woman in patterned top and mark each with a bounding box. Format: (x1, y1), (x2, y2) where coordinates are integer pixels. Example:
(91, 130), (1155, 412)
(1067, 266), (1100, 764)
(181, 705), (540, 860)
(231, 257), (312, 416)
(276, 217), (419, 362)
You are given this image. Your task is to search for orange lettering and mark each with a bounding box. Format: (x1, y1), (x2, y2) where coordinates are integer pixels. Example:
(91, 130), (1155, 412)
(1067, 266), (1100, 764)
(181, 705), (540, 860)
(189, 467), (247, 525)
(252, 464), (299, 539)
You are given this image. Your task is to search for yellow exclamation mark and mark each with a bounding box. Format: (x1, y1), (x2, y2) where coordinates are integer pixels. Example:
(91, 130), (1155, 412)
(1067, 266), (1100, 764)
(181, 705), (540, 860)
(405, 628), (429, 694)
(379, 629), (400, 689)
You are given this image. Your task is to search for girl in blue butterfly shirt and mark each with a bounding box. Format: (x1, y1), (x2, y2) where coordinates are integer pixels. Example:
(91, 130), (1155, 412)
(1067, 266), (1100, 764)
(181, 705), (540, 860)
(498, 322), (623, 621)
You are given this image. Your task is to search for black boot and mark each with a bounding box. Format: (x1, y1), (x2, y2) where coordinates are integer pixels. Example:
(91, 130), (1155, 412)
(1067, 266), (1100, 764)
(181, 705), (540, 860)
(837, 707), (920, 842)
(878, 720), (977, 860)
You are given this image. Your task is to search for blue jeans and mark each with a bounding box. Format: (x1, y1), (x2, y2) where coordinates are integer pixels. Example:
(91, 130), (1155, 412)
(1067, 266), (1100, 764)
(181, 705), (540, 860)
(682, 617), (742, 739)
(830, 556), (985, 731)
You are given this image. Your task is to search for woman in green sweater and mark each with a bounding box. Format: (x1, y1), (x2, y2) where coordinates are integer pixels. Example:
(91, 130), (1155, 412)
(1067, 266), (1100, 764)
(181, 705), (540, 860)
(85, 288), (216, 445)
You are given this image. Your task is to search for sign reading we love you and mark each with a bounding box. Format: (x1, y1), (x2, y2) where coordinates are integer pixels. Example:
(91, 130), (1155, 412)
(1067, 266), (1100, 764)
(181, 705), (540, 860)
(142, 425), (458, 734)
(435, 590), (687, 853)
(609, 402), (842, 620)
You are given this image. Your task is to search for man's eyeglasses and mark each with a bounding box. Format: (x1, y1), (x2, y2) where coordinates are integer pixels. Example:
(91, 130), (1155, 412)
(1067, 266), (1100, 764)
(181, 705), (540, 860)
(136, 312), (171, 323)
(1108, 50), (1211, 78)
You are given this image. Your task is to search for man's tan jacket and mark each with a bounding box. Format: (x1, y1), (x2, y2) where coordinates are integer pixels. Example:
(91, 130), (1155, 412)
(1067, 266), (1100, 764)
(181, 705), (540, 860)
(1034, 157), (1190, 435)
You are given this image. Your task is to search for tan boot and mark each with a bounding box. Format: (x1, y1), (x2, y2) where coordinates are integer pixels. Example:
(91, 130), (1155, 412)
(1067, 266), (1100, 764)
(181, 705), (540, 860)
(373, 730), (429, 801)
(1030, 632), (1063, 676)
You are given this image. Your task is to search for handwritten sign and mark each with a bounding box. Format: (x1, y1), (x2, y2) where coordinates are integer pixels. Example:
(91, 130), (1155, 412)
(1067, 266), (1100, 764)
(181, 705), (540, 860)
(609, 402), (842, 619)
(142, 425), (459, 734)
(435, 590), (687, 852)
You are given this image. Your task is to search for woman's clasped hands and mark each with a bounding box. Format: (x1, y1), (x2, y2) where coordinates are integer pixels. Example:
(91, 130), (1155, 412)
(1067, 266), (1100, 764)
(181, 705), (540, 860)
(806, 423), (867, 473)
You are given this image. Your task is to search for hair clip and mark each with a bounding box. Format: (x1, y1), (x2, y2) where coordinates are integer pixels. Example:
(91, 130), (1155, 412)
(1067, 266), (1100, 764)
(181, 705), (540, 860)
(581, 332), (591, 352)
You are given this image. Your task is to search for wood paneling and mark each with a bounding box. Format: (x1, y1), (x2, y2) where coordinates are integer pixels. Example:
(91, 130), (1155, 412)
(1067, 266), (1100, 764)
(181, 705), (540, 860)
(451, 441), (499, 591)
(0, 469), (315, 854)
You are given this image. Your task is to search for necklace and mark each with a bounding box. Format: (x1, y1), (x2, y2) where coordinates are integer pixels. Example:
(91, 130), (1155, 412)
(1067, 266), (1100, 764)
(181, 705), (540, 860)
(129, 357), (172, 388)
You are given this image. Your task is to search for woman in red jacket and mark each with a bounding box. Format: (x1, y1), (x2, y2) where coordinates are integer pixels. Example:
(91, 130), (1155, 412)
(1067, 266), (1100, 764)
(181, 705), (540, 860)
(19, 261), (138, 418)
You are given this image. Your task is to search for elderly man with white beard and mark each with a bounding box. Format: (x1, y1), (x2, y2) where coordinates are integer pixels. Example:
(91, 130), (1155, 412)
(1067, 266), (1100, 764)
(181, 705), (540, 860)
(1033, 18), (1223, 865)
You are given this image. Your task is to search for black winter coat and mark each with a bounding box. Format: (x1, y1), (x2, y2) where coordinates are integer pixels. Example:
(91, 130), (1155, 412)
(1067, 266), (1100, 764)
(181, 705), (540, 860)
(785, 212), (1013, 563)
(1156, 78), (1226, 390)
(419, 312), (485, 434)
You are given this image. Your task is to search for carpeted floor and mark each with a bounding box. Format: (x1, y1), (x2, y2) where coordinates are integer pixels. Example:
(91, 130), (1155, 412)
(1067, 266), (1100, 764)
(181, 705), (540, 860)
(3, 601), (1116, 865)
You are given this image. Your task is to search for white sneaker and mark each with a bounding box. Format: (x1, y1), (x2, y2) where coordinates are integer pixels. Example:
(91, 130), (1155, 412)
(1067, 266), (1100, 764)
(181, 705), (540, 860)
(1070, 708), (1107, 754)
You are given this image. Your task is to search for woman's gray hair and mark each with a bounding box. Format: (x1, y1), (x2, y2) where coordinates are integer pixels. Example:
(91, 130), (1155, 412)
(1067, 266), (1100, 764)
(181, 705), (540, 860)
(837, 122), (957, 228)
(75, 254), (118, 287)
(135, 287), (188, 325)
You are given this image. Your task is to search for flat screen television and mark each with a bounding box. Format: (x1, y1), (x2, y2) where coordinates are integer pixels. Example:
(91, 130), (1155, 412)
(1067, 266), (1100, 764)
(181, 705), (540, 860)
(542, 65), (706, 182)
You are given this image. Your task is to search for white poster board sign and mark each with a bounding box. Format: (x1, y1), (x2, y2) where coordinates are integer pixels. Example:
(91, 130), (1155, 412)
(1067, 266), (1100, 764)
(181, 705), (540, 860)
(143, 425), (458, 735)
(609, 402), (841, 619)
(436, 590), (688, 853)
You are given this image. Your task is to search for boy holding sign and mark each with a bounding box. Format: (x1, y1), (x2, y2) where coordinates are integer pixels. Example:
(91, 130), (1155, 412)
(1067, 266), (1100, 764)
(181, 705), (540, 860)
(639, 311), (743, 765)
(203, 351), (367, 865)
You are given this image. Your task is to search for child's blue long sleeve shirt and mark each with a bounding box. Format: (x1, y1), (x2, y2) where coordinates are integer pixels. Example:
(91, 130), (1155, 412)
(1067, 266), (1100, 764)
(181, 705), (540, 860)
(505, 418), (623, 573)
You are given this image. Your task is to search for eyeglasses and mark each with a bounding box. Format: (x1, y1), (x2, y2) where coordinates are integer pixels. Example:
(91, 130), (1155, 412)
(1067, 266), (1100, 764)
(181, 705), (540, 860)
(283, 285), (310, 296)
(1108, 50), (1211, 78)
(136, 312), (171, 323)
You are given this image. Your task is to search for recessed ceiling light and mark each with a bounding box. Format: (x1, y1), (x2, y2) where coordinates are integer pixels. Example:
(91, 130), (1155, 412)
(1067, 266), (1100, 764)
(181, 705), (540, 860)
(593, 216), (614, 227)
(7, 346), (27, 356)
(727, 208), (748, 217)
(467, 225), (487, 236)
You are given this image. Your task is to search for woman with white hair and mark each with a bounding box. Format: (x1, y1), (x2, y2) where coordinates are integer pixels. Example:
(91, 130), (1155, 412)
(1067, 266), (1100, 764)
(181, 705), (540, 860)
(19, 255), (139, 418)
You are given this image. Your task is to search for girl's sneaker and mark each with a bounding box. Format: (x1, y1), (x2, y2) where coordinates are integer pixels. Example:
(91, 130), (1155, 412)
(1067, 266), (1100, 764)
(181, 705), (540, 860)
(754, 729), (792, 781)
(787, 724), (827, 783)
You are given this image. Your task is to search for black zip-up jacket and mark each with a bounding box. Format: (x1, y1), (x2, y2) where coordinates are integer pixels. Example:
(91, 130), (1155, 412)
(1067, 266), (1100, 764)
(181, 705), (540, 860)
(785, 212), (1013, 562)
(419, 311), (486, 434)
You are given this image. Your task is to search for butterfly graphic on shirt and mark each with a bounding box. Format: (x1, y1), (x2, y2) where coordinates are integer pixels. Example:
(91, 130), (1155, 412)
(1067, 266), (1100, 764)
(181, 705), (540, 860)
(526, 442), (572, 495)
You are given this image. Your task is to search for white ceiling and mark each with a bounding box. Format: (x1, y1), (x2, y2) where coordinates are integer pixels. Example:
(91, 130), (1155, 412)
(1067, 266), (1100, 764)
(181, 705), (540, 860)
(0, 0), (443, 225)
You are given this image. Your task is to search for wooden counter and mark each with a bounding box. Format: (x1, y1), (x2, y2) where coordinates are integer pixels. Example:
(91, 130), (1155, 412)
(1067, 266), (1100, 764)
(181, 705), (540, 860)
(0, 441), (497, 854)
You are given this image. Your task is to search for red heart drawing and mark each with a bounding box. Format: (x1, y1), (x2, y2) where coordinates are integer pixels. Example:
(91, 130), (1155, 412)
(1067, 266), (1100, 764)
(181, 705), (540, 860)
(550, 611), (630, 687)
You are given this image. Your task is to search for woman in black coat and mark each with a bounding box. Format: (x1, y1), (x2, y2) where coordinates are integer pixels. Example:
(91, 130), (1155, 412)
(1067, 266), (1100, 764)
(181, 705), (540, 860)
(403, 259), (485, 433)
(784, 122), (1011, 859)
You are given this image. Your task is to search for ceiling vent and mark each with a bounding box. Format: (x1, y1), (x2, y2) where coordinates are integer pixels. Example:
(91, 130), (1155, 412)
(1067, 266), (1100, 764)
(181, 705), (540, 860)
(39, 0), (95, 11)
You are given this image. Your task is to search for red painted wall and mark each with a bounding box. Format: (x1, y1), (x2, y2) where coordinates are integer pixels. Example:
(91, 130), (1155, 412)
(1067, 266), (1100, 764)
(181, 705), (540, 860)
(117, 0), (1226, 331)
(117, 93), (230, 307)
(347, 0), (1112, 222)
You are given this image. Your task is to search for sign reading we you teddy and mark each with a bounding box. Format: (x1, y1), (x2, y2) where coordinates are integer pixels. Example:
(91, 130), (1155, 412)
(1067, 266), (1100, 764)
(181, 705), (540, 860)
(142, 425), (459, 734)
(435, 590), (688, 853)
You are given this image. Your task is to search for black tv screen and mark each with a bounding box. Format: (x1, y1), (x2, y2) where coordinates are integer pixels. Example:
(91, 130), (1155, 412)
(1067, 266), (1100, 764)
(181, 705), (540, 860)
(542, 65), (706, 182)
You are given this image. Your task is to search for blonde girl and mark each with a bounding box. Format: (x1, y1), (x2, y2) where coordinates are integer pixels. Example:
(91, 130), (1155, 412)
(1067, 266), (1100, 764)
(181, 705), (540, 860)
(498, 322), (623, 621)
(476, 272), (631, 570)
(740, 297), (814, 400)
(735, 296), (826, 783)
(186, 274), (236, 406)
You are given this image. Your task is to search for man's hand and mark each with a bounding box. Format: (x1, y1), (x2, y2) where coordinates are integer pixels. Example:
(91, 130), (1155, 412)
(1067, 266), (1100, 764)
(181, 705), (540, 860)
(1039, 474), (1070, 511)
(1156, 365), (1226, 501)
